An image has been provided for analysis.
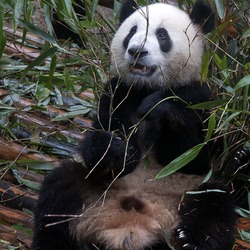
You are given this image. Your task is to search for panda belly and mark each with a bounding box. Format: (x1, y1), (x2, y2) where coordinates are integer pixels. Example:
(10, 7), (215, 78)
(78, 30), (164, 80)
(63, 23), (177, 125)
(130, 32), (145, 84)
(69, 162), (204, 250)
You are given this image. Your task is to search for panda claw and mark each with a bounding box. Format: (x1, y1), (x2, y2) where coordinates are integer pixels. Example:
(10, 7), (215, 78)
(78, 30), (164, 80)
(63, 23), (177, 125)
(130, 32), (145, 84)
(177, 229), (187, 239)
(175, 228), (189, 240)
(174, 227), (200, 250)
(183, 243), (198, 250)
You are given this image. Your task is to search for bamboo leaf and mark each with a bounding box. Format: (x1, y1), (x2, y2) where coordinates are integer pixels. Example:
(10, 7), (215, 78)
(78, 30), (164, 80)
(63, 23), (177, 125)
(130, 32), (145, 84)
(155, 143), (204, 179)
(236, 207), (250, 218)
(19, 19), (56, 43)
(13, 0), (24, 30)
(242, 28), (250, 38)
(190, 99), (228, 110)
(21, 46), (58, 79)
(215, 112), (241, 133)
(35, 86), (51, 102)
(91, 0), (99, 20)
(214, 0), (224, 19)
(234, 74), (250, 92)
(205, 112), (216, 142)
(48, 54), (57, 86)
(52, 108), (91, 121)
(0, 3), (6, 59)
(200, 50), (210, 80)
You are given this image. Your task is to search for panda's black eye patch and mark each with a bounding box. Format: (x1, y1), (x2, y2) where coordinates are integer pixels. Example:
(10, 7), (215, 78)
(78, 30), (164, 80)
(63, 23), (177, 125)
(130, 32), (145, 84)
(156, 28), (172, 53)
(156, 28), (168, 40)
(123, 25), (137, 49)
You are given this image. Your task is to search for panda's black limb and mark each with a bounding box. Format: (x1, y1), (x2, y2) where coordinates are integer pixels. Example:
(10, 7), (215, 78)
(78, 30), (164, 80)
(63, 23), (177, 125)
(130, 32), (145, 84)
(78, 78), (212, 179)
(30, 161), (93, 250)
(173, 182), (237, 250)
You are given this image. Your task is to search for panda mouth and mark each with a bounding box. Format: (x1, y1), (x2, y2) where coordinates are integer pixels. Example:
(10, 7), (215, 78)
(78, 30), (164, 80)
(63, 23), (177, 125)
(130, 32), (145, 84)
(129, 63), (157, 76)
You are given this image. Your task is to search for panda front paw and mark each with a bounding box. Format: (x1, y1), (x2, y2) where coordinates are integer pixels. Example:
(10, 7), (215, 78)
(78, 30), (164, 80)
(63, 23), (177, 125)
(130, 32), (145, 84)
(79, 130), (126, 178)
(79, 130), (139, 179)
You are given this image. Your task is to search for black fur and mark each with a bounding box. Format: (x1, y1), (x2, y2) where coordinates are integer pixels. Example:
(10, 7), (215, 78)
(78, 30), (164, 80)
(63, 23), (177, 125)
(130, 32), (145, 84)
(123, 25), (137, 50)
(156, 28), (172, 53)
(31, 1), (238, 250)
(190, 0), (215, 34)
(80, 78), (211, 179)
(119, 0), (138, 24)
(173, 182), (237, 250)
(31, 161), (87, 250)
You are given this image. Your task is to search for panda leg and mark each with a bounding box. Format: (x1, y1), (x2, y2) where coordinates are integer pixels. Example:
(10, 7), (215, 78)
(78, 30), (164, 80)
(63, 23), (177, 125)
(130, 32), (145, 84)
(172, 182), (237, 250)
(31, 160), (90, 250)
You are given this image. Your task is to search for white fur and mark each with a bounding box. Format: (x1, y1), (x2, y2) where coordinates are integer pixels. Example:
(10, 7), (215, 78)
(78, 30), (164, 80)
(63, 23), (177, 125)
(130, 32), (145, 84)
(70, 161), (203, 249)
(111, 3), (204, 88)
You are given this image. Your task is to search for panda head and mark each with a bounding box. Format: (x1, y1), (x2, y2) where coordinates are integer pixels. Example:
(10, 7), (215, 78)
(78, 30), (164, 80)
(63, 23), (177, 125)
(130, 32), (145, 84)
(110, 0), (214, 89)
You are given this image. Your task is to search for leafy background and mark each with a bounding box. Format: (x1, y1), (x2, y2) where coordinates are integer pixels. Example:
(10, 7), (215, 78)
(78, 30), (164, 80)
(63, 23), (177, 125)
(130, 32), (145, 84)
(0, 0), (249, 249)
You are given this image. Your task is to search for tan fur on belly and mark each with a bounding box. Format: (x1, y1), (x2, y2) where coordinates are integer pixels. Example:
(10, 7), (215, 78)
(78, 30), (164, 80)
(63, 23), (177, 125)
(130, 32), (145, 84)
(70, 161), (203, 250)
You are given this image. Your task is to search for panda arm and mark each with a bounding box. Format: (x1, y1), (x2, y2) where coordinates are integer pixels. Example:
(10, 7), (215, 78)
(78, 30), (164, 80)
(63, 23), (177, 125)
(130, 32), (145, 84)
(137, 83), (210, 123)
(136, 83), (211, 172)
(78, 78), (141, 179)
(31, 160), (90, 250)
(173, 182), (237, 250)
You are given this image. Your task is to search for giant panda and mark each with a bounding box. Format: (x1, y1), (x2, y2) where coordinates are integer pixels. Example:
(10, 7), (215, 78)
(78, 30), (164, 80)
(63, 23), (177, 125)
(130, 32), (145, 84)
(31, 1), (238, 250)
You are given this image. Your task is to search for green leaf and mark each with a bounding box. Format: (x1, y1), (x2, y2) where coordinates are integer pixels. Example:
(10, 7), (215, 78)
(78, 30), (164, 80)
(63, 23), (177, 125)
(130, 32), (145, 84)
(214, 0), (224, 19)
(155, 143), (204, 179)
(205, 112), (216, 142)
(52, 108), (91, 121)
(21, 46), (58, 79)
(0, 8), (6, 59)
(18, 178), (41, 190)
(190, 99), (228, 110)
(212, 52), (222, 70)
(35, 86), (51, 102)
(43, 3), (54, 35)
(235, 207), (250, 218)
(59, 0), (73, 16)
(238, 229), (250, 242)
(19, 19), (56, 43)
(215, 112), (241, 133)
(242, 28), (250, 38)
(234, 74), (250, 92)
(13, 0), (24, 30)
(48, 54), (57, 86)
(91, 0), (99, 20)
(0, 105), (16, 116)
(26, 161), (55, 170)
(200, 50), (210, 80)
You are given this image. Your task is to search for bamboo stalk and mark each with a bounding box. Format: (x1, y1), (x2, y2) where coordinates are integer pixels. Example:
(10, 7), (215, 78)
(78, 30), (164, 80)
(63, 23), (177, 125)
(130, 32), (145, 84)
(0, 204), (33, 228)
(0, 223), (32, 248)
(0, 137), (58, 163)
(0, 180), (38, 211)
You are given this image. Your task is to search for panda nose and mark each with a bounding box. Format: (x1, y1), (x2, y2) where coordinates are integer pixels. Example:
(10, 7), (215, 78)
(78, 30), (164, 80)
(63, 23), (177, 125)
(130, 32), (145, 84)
(128, 47), (148, 58)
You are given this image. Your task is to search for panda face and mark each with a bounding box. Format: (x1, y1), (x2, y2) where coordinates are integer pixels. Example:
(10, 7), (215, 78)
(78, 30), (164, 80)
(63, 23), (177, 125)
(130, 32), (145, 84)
(110, 3), (205, 89)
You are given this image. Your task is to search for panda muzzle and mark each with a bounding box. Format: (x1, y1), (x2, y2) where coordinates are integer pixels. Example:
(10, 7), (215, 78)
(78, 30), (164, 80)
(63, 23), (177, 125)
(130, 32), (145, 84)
(129, 63), (157, 76)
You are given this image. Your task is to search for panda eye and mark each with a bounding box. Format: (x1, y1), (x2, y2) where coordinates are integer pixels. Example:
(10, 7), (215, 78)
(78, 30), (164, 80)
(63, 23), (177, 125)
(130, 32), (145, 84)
(156, 28), (168, 40)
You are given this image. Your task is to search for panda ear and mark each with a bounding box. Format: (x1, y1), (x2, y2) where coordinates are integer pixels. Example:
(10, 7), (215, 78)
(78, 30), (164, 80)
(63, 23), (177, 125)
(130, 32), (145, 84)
(119, 0), (138, 24)
(189, 0), (215, 34)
